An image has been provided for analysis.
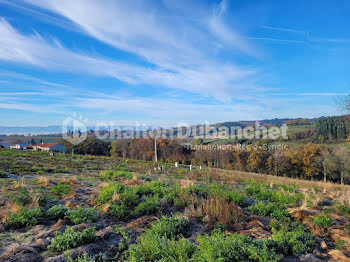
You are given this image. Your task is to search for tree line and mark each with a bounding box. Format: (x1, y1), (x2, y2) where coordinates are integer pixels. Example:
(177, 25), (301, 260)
(59, 136), (350, 184)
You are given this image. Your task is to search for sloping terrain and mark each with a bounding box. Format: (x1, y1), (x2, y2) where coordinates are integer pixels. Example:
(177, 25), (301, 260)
(0, 149), (349, 262)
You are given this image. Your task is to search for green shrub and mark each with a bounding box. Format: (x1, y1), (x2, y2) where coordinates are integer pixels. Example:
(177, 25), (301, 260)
(271, 229), (315, 256)
(38, 193), (59, 209)
(228, 190), (248, 206)
(49, 226), (98, 252)
(108, 203), (130, 220)
(6, 207), (42, 229)
(274, 184), (297, 193)
(100, 170), (133, 181)
(11, 188), (31, 206)
(66, 253), (95, 262)
(115, 225), (131, 255)
(245, 184), (303, 205)
(65, 206), (98, 225)
(47, 205), (68, 219)
(50, 183), (73, 196)
(116, 163), (129, 172)
(96, 183), (125, 204)
(194, 230), (281, 262)
(148, 215), (188, 238)
(249, 201), (288, 219)
(337, 204), (350, 216)
(126, 234), (196, 262)
(313, 215), (335, 228)
(335, 240), (345, 250)
(118, 188), (139, 207)
(134, 195), (160, 215)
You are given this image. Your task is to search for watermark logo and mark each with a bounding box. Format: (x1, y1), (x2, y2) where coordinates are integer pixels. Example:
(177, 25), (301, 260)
(62, 113), (88, 145)
(61, 117), (289, 145)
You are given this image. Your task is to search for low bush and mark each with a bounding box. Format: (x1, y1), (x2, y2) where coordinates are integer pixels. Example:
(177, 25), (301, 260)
(100, 170), (133, 181)
(126, 234), (196, 262)
(118, 187), (139, 207)
(65, 206), (98, 225)
(66, 253), (96, 262)
(49, 226), (98, 252)
(194, 230), (282, 262)
(50, 183), (73, 196)
(47, 205), (67, 219)
(96, 183), (125, 204)
(249, 201), (288, 219)
(134, 195), (160, 215)
(245, 184), (303, 205)
(6, 207), (42, 229)
(270, 229), (316, 256)
(148, 215), (189, 238)
(313, 215), (335, 228)
(108, 203), (130, 220)
(337, 204), (350, 216)
(38, 193), (59, 209)
(11, 188), (31, 206)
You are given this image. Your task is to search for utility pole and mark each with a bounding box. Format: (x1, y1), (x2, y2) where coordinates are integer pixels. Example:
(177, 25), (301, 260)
(154, 137), (158, 163)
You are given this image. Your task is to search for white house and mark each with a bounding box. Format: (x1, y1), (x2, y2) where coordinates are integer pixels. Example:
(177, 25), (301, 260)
(0, 141), (12, 149)
(33, 143), (67, 153)
(10, 142), (31, 149)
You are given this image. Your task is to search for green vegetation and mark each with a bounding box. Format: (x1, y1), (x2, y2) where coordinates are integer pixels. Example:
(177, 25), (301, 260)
(127, 234), (196, 262)
(65, 206), (98, 225)
(6, 207), (42, 229)
(108, 203), (130, 220)
(134, 195), (160, 215)
(0, 149), (348, 261)
(100, 170), (133, 181)
(50, 183), (73, 196)
(313, 215), (335, 228)
(11, 188), (32, 206)
(96, 183), (125, 204)
(49, 227), (99, 252)
(147, 215), (188, 238)
(47, 204), (68, 219)
(249, 201), (288, 219)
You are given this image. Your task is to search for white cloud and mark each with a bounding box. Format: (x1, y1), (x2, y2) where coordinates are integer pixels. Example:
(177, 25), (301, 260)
(3, 0), (262, 100)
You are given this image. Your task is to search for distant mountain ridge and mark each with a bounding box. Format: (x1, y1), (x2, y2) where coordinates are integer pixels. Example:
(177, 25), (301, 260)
(0, 117), (320, 135)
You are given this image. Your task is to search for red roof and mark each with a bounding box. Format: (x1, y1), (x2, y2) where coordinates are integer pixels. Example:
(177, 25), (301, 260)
(33, 143), (58, 148)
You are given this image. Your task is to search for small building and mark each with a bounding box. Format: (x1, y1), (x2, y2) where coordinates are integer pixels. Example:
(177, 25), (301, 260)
(10, 142), (31, 149)
(33, 143), (67, 153)
(0, 141), (12, 149)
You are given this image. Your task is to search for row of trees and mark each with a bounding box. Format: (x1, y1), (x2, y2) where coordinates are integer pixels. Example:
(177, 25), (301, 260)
(58, 135), (350, 184)
(192, 142), (350, 184)
(109, 138), (349, 184)
(316, 115), (349, 141)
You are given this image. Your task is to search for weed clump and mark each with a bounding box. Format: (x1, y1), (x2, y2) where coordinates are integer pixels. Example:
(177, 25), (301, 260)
(47, 204), (68, 219)
(50, 183), (73, 196)
(6, 207), (42, 229)
(49, 226), (99, 252)
(100, 170), (133, 181)
(313, 215), (335, 228)
(11, 188), (31, 206)
(96, 183), (125, 204)
(65, 206), (98, 225)
(134, 195), (160, 215)
(127, 234), (196, 262)
(249, 201), (288, 219)
(108, 203), (130, 220)
(194, 230), (282, 262)
(148, 215), (189, 238)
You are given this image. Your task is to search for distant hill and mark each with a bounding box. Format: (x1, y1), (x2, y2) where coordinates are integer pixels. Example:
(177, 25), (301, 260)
(0, 117), (321, 136)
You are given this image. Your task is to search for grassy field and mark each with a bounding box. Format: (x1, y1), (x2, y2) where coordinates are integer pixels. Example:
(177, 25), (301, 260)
(0, 149), (349, 261)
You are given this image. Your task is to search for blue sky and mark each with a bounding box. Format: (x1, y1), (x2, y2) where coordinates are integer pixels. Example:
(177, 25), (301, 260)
(0, 0), (349, 127)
